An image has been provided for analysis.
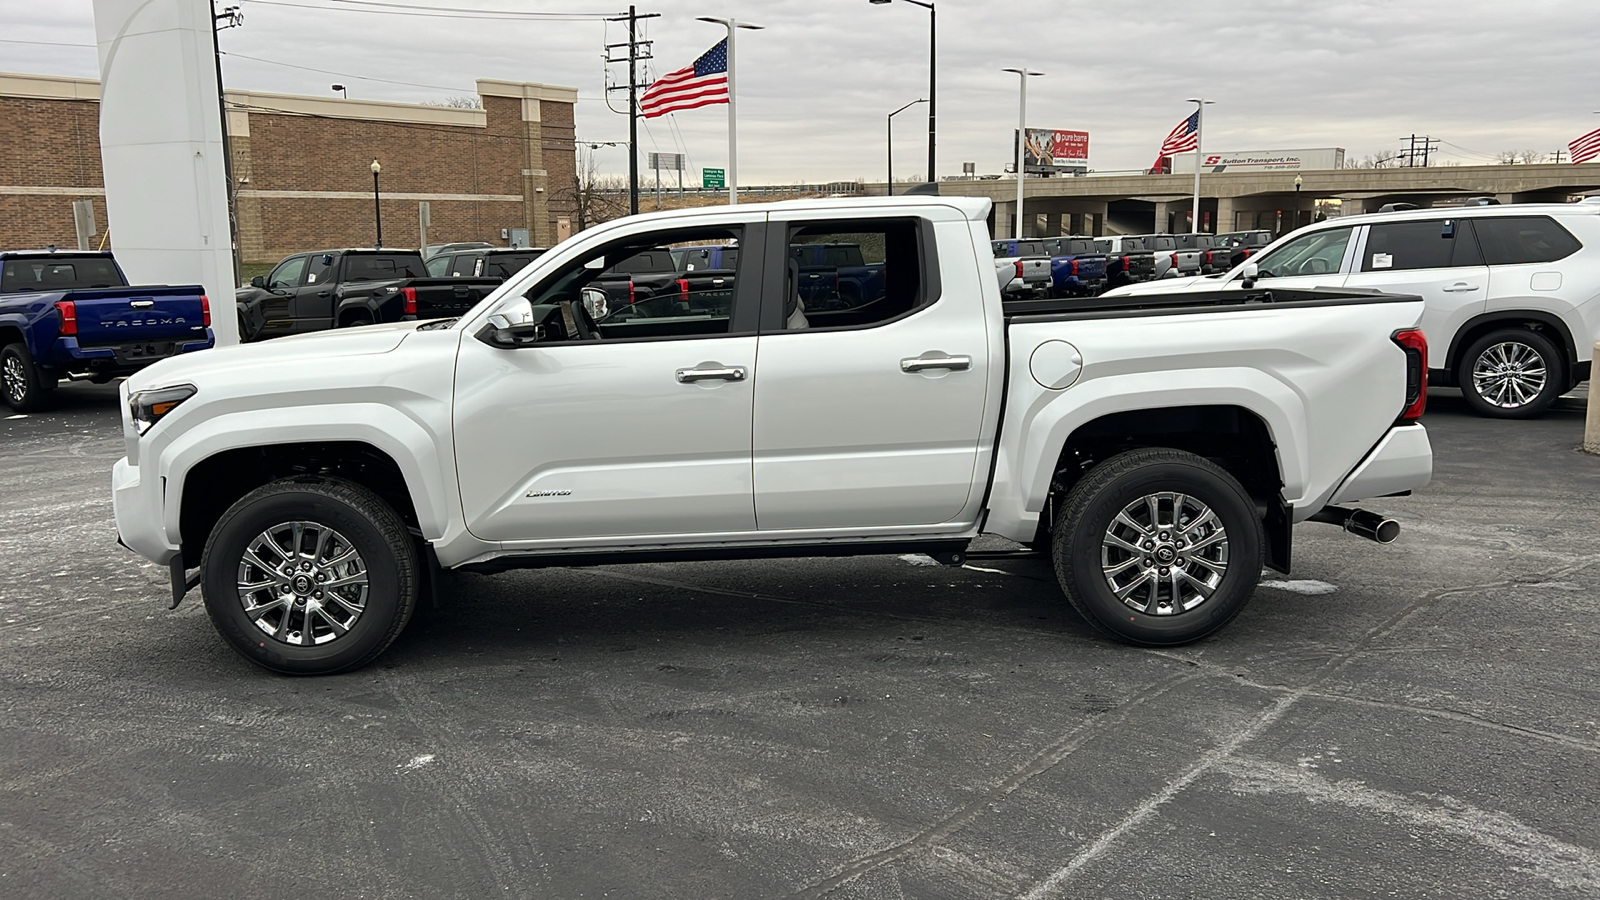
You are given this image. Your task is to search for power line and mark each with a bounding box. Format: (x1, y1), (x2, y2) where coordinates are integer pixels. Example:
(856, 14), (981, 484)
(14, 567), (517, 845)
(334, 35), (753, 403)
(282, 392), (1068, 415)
(223, 51), (473, 93)
(0, 38), (95, 48)
(247, 0), (617, 20)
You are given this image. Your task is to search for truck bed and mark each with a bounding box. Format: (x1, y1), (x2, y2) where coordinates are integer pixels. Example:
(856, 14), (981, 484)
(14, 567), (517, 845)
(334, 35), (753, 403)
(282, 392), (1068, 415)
(1001, 286), (1415, 320)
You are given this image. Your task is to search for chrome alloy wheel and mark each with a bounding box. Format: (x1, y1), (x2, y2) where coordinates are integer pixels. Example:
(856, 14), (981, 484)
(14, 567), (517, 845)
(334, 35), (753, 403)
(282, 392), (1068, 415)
(1101, 492), (1229, 616)
(1, 354), (26, 404)
(236, 521), (369, 646)
(1471, 341), (1547, 410)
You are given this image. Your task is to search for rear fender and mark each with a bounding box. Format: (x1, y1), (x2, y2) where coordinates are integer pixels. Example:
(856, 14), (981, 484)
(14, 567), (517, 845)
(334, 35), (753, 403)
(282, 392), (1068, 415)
(986, 368), (1306, 544)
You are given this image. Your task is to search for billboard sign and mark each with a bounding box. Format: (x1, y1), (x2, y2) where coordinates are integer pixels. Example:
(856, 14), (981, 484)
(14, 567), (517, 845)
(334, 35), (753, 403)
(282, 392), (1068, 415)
(1015, 128), (1089, 175)
(1169, 148), (1345, 174)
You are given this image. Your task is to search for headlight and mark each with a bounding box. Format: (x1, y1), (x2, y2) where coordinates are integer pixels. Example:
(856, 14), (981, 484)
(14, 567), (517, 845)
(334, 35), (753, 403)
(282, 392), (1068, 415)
(129, 384), (197, 435)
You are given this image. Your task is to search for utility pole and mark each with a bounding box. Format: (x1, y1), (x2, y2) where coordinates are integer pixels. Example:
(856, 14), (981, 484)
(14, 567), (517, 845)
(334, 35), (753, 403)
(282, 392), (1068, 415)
(605, 7), (659, 216)
(1398, 134), (1439, 168)
(1553, 149), (1568, 164)
(211, 2), (243, 284)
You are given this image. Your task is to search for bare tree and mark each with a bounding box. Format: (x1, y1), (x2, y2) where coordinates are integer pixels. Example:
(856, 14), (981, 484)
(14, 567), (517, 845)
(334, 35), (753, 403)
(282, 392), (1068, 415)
(1495, 149), (1543, 165)
(1352, 152), (1399, 169)
(424, 95), (483, 109)
(552, 152), (628, 233)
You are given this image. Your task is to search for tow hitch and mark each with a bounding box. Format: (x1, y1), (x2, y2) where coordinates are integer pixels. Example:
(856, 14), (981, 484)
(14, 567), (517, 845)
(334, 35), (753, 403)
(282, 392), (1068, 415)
(1310, 506), (1401, 544)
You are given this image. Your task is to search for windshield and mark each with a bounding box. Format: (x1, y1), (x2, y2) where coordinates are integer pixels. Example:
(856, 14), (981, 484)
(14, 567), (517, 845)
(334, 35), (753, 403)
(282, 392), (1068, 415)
(1, 257), (124, 292)
(1252, 228), (1353, 279)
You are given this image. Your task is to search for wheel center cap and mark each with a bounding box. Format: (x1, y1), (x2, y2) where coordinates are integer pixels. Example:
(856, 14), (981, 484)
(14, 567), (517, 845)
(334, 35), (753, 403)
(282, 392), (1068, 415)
(292, 575), (314, 596)
(1155, 546), (1177, 564)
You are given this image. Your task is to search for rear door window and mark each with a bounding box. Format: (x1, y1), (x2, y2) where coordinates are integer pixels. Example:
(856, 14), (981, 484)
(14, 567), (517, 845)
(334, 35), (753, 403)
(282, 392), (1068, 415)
(345, 255), (426, 281)
(1361, 221), (1461, 271)
(1470, 216), (1582, 265)
(0, 257), (123, 291)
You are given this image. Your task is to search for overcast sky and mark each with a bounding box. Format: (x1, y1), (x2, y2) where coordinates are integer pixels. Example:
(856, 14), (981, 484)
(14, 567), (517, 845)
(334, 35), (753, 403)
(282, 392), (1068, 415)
(4, 0), (1598, 184)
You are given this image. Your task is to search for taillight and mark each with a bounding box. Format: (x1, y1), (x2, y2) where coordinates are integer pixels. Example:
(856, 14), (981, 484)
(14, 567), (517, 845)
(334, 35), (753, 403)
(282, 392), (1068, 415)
(676, 278), (689, 302)
(400, 286), (417, 316)
(1392, 329), (1428, 422)
(1070, 259), (1079, 276)
(1242, 248), (1254, 259)
(200, 295), (211, 327)
(1014, 260), (1024, 277)
(54, 300), (77, 336)
(628, 281), (636, 305)
(1170, 253), (1179, 268)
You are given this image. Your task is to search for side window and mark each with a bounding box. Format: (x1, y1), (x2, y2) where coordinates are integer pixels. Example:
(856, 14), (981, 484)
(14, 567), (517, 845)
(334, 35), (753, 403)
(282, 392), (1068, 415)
(1471, 216), (1582, 265)
(783, 218), (932, 331)
(345, 255), (426, 281)
(522, 225), (746, 341)
(1253, 227), (1353, 278)
(305, 254), (335, 286)
(426, 256), (451, 277)
(1362, 221), (1458, 272)
(267, 255), (308, 290)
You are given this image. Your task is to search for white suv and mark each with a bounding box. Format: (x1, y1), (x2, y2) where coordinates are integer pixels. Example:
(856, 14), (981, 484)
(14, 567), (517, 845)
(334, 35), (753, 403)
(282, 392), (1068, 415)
(1107, 202), (1600, 417)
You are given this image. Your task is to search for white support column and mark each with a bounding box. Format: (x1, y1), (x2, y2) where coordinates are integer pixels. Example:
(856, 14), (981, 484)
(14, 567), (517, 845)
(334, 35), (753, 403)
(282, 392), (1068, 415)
(93, 0), (238, 345)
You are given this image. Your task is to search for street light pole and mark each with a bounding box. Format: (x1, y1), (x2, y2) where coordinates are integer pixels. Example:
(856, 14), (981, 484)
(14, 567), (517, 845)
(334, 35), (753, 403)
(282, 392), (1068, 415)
(870, 0), (935, 184)
(1003, 67), (1043, 240)
(1185, 97), (1214, 234)
(887, 99), (927, 195)
(697, 16), (764, 205)
(370, 159), (382, 248)
(1294, 174), (1303, 229)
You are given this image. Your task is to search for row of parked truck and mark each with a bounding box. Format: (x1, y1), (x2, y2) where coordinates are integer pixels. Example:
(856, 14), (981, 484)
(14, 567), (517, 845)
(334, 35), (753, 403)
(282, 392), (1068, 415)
(993, 229), (1276, 299)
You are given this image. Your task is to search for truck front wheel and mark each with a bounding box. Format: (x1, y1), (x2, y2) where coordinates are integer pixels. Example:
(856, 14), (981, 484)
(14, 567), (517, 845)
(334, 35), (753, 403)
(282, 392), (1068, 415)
(1, 343), (57, 412)
(200, 477), (419, 675)
(1052, 448), (1263, 646)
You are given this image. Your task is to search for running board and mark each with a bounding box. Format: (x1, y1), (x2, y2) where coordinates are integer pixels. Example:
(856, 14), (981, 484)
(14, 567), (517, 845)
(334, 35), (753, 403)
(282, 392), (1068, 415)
(458, 538), (973, 573)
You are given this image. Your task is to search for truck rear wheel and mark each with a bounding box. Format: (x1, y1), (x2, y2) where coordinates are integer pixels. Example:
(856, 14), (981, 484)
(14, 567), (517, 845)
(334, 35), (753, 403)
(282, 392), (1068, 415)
(1052, 448), (1263, 646)
(1, 343), (57, 412)
(200, 477), (418, 675)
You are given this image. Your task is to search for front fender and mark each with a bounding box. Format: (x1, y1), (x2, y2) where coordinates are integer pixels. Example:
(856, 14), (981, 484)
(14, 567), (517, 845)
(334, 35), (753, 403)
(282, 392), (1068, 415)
(153, 402), (471, 556)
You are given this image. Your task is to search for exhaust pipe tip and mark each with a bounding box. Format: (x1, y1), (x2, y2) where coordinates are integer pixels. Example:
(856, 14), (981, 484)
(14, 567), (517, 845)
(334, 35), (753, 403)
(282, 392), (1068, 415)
(1309, 506), (1401, 544)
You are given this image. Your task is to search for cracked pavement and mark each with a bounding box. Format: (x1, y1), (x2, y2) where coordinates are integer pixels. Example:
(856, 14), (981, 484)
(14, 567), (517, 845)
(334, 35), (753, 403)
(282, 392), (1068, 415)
(2, 382), (1597, 899)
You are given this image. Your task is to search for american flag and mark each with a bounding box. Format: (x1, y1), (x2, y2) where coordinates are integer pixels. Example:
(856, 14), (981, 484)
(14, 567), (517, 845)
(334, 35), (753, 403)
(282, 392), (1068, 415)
(1570, 124), (1600, 165)
(1147, 111), (1200, 174)
(1160, 111), (1201, 156)
(639, 39), (729, 118)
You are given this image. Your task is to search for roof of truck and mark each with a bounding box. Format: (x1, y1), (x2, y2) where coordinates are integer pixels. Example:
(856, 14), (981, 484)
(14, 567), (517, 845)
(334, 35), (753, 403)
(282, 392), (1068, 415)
(0, 249), (117, 259)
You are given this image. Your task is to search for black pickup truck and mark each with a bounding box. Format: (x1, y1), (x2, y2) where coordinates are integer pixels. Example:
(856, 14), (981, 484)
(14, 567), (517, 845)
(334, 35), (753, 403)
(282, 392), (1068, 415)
(425, 247), (549, 280)
(235, 249), (500, 342)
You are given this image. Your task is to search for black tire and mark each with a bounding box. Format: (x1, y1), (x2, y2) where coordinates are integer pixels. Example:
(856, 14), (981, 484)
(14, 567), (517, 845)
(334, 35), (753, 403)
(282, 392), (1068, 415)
(1052, 448), (1264, 646)
(342, 313), (374, 328)
(1456, 328), (1565, 419)
(1, 342), (57, 412)
(236, 310), (255, 343)
(201, 477), (418, 675)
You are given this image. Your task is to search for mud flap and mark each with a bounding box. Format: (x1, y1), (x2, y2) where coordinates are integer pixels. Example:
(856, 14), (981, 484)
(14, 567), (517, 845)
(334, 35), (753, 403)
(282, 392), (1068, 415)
(1264, 494), (1292, 575)
(168, 556), (201, 610)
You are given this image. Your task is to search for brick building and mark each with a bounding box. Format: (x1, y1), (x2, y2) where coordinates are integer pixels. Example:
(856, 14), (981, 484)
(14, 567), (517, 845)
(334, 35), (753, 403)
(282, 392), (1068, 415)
(0, 72), (578, 264)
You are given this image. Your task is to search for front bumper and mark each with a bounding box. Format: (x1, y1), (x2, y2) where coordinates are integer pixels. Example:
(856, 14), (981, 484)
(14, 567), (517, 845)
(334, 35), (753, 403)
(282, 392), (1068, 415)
(1330, 424), (1433, 505)
(112, 456), (179, 566)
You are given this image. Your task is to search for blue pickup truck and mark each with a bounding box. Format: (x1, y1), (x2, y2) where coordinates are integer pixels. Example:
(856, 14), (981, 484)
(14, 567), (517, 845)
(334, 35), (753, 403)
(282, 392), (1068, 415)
(1040, 237), (1109, 297)
(788, 242), (887, 311)
(0, 250), (213, 411)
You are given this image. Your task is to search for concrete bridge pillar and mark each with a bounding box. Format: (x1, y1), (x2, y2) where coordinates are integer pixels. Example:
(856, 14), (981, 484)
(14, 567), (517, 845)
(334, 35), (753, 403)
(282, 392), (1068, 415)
(1216, 197), (1237, 233)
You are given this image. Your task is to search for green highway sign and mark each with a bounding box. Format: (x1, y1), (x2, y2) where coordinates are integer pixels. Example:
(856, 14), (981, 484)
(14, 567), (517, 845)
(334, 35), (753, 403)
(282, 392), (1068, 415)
(702, 168), (725, 189)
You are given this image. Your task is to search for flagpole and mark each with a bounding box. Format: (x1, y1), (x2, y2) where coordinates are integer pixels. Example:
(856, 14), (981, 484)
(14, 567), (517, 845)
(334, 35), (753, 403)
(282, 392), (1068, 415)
(699, 17), (763, 205)
(1186, 98), (1214, 233)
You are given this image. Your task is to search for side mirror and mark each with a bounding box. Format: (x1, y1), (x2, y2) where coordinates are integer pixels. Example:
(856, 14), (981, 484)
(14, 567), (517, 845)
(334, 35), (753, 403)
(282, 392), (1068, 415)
(1239, 262), (1259, 289)
(250, 275), (266, 288)
(580, 287), (609, 322)
(475, 300), (564, 348)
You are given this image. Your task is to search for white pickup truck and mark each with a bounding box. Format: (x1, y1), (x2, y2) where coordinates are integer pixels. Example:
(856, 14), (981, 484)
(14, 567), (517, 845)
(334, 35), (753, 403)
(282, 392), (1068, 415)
(112, 196), (1434, 676)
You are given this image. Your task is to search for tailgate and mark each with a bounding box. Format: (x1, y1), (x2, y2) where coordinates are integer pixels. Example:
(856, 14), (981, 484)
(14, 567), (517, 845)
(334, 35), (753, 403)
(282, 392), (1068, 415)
(1079, 256), (1108, 279)
(412, 279), (496, 317)
(1021, 259), (1051, 283)
(67, 287), (208, 346)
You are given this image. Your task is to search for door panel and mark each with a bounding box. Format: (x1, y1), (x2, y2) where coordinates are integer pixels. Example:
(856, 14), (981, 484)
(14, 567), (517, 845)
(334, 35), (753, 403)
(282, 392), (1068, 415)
(453, 336), (758, 542)
(753, 214), (992, 531)
(1342, 220), (1487, 355)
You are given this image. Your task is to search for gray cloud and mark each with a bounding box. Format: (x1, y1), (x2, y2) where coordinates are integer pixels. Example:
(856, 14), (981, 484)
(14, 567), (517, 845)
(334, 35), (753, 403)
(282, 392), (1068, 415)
(5, 0), (1598, 183)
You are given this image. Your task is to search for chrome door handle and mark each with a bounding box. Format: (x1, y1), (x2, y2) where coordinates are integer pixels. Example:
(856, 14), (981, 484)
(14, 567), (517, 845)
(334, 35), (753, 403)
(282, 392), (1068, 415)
(129, 300), (154, 309)
(901, 355), (972, 373)
(676, 365), (747, 383)
(1443, 283), (1481, 292)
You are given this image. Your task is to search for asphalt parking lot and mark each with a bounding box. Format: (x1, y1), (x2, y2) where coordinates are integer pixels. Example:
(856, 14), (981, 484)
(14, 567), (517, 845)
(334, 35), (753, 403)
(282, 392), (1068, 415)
(2, 383), (1598, 899)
